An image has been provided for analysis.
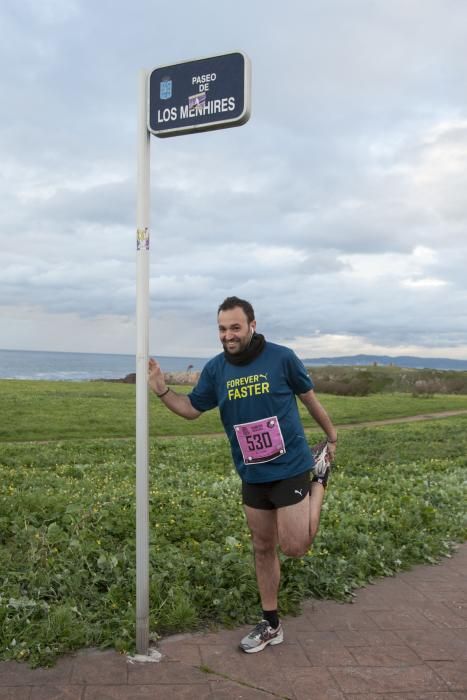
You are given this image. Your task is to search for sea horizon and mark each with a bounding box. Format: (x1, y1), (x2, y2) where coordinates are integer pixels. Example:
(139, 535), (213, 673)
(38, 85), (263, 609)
(0, 348), (209, 381)
(1, 347), (466, 381)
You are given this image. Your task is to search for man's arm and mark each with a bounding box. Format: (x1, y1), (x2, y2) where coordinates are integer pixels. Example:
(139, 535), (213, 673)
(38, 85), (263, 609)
(148, 358), (201, 420)
(298, 389), (338, 456)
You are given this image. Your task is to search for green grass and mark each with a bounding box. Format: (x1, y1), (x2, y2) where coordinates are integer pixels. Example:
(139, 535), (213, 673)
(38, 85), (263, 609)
(1, 405), (466, 665)
(2, 379), (467, 441)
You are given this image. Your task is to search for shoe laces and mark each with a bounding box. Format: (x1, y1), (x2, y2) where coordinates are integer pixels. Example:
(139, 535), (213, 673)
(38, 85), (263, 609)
(250, 619), (271, 638)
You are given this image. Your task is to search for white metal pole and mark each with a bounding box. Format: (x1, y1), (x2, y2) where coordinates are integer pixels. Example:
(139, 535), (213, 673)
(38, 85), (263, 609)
(135, 69), (150, 655)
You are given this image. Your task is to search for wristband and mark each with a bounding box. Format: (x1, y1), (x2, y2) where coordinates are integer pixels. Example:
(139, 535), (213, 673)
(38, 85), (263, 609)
(327, 437), (337, 444)
(156, 388), (170, 398)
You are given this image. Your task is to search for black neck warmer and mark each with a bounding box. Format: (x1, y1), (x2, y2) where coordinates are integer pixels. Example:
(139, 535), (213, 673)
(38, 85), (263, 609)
(223, 332), (266, 366)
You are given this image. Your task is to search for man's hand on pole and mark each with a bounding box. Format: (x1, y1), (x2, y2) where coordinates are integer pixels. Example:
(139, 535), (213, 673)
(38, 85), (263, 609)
(148, 357), (202, 420)
(148, 358), (167, 396)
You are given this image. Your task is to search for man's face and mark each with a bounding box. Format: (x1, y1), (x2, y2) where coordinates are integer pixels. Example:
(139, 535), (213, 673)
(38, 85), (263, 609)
(218, 307), (256, 355)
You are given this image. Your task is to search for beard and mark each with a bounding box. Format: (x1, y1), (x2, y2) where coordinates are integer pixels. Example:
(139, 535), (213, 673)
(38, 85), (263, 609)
(222, 332), (253, 355)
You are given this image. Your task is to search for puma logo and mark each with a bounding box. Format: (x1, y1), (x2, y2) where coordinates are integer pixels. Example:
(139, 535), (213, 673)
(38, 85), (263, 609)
(294, 489), (303, 496)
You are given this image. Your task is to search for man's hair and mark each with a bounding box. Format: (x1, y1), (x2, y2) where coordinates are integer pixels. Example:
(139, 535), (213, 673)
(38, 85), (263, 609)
(217, 296), (255, 324)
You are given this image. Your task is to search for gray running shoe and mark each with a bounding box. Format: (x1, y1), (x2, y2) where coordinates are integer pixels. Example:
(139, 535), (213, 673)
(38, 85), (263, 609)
(239, 619), (284, 653)
(311, 440), (332, 488)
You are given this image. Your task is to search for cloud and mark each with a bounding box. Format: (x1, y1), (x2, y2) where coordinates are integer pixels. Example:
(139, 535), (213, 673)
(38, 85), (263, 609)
(0, 0), (467, 360)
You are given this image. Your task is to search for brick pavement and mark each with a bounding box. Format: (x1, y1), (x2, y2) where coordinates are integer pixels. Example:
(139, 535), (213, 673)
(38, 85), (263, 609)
(1, 543), (466, 699)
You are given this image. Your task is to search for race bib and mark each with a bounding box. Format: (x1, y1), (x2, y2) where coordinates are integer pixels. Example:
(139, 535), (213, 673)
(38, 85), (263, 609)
(234, 416), (286, 465)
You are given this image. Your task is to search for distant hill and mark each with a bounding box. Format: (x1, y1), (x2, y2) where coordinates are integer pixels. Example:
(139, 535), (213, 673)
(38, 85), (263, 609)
(302, 354), (467, 371)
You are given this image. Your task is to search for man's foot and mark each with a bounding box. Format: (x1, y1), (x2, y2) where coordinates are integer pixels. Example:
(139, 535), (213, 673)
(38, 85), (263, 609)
(311, 440), (332, 488)
(239, 619), (284, 653)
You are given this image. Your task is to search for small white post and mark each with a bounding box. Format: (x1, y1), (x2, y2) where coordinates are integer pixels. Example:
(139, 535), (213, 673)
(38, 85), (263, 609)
(135, 69), (150, 655)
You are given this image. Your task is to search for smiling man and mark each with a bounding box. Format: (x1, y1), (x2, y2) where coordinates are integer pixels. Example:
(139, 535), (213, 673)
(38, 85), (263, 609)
(148, 296), (337, 653)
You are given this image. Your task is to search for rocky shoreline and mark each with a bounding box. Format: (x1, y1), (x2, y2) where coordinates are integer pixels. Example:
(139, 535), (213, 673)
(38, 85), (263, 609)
(101, 371), (201, 386)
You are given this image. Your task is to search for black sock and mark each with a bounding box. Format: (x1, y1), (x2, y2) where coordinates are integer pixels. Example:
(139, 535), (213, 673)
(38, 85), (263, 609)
(262, 609), (279, 629)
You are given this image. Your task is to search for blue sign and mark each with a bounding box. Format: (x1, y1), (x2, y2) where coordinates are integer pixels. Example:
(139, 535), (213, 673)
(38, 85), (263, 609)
(148, 51), (251, 137)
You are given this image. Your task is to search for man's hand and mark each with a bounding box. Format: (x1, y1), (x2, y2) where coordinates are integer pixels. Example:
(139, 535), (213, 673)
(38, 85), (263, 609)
(148, 357), (167, 396)
(299, 389), (338, 460)
(326, 440), (337, 461)
(148, 357), (201, 420)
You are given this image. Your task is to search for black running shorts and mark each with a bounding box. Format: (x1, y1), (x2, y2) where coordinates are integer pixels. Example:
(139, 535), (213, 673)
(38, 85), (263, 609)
(242, 470), (311, 510)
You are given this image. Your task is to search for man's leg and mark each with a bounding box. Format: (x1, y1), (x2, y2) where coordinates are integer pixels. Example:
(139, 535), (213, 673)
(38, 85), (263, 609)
(277, 481), (325, 558)
(240, 505), (284, 653)
(243, 505), (280, 610)
(309, 480), (325, 542)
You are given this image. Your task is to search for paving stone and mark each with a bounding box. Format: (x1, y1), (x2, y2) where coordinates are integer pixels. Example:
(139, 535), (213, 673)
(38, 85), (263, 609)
(367, 609), (437, 630)
(398, 566), (464, 583)
(355, 580), (428, 608)
(83, 684), (212, 699)
(444, 599), (467, 619)
(299, 639), (356, 667)
(30, 687), (83, 700)
(307, 607), (378, 632)
(395, 629), (467, 661)
(0, 658), (74, 687)
(172, 626), (249, 647)
(266, 641), (311, 667)
(335, 629), (401, 647)
(420, 602), (467, 629)
(329, 665), (449, 694)
(0, 689), (31, 700)
(127, 659), (208, 685)
(428, 661), (467, 691)
(345, 693), (467, 699)
(295, 630), (339, 644)
(71, 650), (127, 685)
(407, 582), (467, 602)
(155, 641), (201, 665)
(209, 680), (280, 699)
(283, 667), (346, 700)
(279, 616), (311, 643)
(347, 645), (422, 667)
(199, 644), (295, 698)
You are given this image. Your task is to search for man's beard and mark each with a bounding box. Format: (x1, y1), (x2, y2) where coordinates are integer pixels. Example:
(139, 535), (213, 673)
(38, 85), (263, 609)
(222, 337), (250, 355)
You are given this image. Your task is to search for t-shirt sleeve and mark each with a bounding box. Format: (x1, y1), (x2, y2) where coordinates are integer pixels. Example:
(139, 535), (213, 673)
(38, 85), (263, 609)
(285, 350), (314, 395)
(188, 365), (218, 412)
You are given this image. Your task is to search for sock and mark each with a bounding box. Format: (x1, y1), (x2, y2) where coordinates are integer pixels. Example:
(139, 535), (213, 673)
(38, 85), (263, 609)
(262, 609), (279, 629)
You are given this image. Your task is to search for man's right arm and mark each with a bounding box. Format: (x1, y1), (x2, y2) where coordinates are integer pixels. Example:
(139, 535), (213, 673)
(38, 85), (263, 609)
(148, 358), (201, 420)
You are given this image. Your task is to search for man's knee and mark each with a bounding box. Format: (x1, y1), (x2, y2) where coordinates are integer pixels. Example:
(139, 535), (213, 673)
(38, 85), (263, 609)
(279, 537), (310, 558)
(252, 536), (277, 558)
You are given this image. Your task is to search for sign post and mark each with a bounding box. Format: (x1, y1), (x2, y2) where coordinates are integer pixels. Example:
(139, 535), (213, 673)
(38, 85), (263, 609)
(135, 51), (250, 656)
(135, 69), (151, 655)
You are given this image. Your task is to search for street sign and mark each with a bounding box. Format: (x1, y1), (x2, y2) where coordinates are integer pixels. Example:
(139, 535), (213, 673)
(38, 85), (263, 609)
(148, 51), (251, 137)
(136, 51), (251, 656)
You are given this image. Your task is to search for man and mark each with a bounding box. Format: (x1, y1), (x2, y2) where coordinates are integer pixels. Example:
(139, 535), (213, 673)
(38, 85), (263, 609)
(148, 296), (337, 653)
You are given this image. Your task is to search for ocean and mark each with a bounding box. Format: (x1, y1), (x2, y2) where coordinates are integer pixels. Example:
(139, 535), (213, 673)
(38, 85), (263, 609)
(0, 349), (208, 382)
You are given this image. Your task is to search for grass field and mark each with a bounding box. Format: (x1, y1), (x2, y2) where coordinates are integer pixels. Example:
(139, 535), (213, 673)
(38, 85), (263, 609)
(2, 378), (467, 441)
(1, 380), (466, 666)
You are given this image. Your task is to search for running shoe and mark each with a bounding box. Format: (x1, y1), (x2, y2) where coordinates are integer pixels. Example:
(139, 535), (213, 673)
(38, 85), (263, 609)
(239, 619), (284, 653)
(311, 440), (332, 487)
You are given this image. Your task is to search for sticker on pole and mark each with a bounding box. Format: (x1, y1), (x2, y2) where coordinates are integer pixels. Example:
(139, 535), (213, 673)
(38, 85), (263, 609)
(148, 51), (251, 137)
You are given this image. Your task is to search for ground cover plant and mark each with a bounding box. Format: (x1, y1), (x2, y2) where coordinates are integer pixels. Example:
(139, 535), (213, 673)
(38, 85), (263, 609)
(1, 413), (466, 666)
(309, 365), (467, 396)
(2, 379), (467, 441)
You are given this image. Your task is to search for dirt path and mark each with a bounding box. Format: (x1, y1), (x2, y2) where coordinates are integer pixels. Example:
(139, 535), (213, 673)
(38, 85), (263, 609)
(159, 408), (467, 440)
(332, 408), (467, 431)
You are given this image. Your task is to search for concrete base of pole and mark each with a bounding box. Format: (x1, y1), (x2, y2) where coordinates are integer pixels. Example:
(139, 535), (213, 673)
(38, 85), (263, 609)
(127, 648), (162, 664)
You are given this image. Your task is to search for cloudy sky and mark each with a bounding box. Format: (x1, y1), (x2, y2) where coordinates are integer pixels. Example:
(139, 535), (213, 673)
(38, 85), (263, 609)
(1, 0), (467, 360)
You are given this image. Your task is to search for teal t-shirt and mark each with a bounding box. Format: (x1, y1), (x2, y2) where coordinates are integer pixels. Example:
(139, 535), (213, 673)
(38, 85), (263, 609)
(188, 342), (314, 483)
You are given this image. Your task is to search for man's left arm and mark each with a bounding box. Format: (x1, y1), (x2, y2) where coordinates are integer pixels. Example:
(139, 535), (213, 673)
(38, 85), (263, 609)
(298, 389), (338, 458)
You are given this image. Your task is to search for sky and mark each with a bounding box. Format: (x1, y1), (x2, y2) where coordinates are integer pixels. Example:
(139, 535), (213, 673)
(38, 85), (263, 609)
(1, 0), (467, 361)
